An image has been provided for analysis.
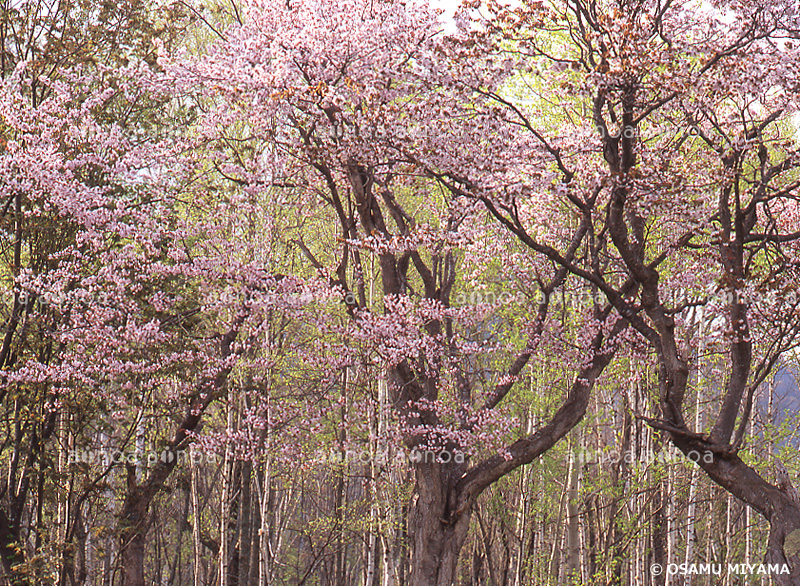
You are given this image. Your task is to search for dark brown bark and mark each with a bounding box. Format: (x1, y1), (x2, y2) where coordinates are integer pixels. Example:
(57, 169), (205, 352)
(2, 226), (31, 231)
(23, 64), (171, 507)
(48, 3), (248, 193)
(585, 52), (800, 584)
(402, 325), (621, 586)
(302, 130), (627, 586)
(408, 460), (471, 586)
(238, 461), (252, 586)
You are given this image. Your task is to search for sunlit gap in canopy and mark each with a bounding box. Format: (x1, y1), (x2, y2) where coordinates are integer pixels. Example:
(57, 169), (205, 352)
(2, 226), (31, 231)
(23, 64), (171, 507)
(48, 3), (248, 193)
(428, 0), (522, 33)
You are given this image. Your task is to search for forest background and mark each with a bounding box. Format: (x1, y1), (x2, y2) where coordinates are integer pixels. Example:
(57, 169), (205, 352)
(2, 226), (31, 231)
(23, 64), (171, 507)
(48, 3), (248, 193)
(1, 0), (800, 585)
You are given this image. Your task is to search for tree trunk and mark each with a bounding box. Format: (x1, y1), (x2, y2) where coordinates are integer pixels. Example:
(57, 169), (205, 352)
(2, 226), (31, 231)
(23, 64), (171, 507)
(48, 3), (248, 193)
(407, 461), (471, 586)
(651, 477), (667, 586)
(665, 458), (675, 586)
(685, 310), (704, 586)
(257, 460), (271, 584)
(120, 483), (148, 586)
(220, 403), (235, 586)
(548, 482), (566, 583)
(238, 461), (252, 586)
(766, 506), (800, 586)
(365, 379), (380, 586)
(512, 406), (535, 586)
(192, 450), (203, 586)
(565, 453), (580, 582)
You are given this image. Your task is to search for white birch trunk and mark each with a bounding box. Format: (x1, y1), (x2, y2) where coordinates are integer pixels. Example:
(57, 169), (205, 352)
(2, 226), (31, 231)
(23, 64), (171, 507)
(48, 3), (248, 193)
(258, 457), (272, 585)
(513, 404), (535, 586)
(191, 446), (203, 586)
(219, 403), (235, 586)
(665, 453), (676, 586)
(684, 308), (705, 586)
(565, 441), (580, 581)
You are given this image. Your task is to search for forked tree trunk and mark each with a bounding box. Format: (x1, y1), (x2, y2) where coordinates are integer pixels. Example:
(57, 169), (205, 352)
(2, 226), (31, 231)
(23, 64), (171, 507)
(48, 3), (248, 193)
(340, 157), (622, 586)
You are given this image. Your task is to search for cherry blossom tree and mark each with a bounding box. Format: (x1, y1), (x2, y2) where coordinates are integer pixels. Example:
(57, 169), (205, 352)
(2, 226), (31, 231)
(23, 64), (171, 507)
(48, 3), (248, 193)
(161, 1), (628, 584)
(0, 62), (338, 585)
(164, 0), (800, 583)
(425, 0), (800, 583)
